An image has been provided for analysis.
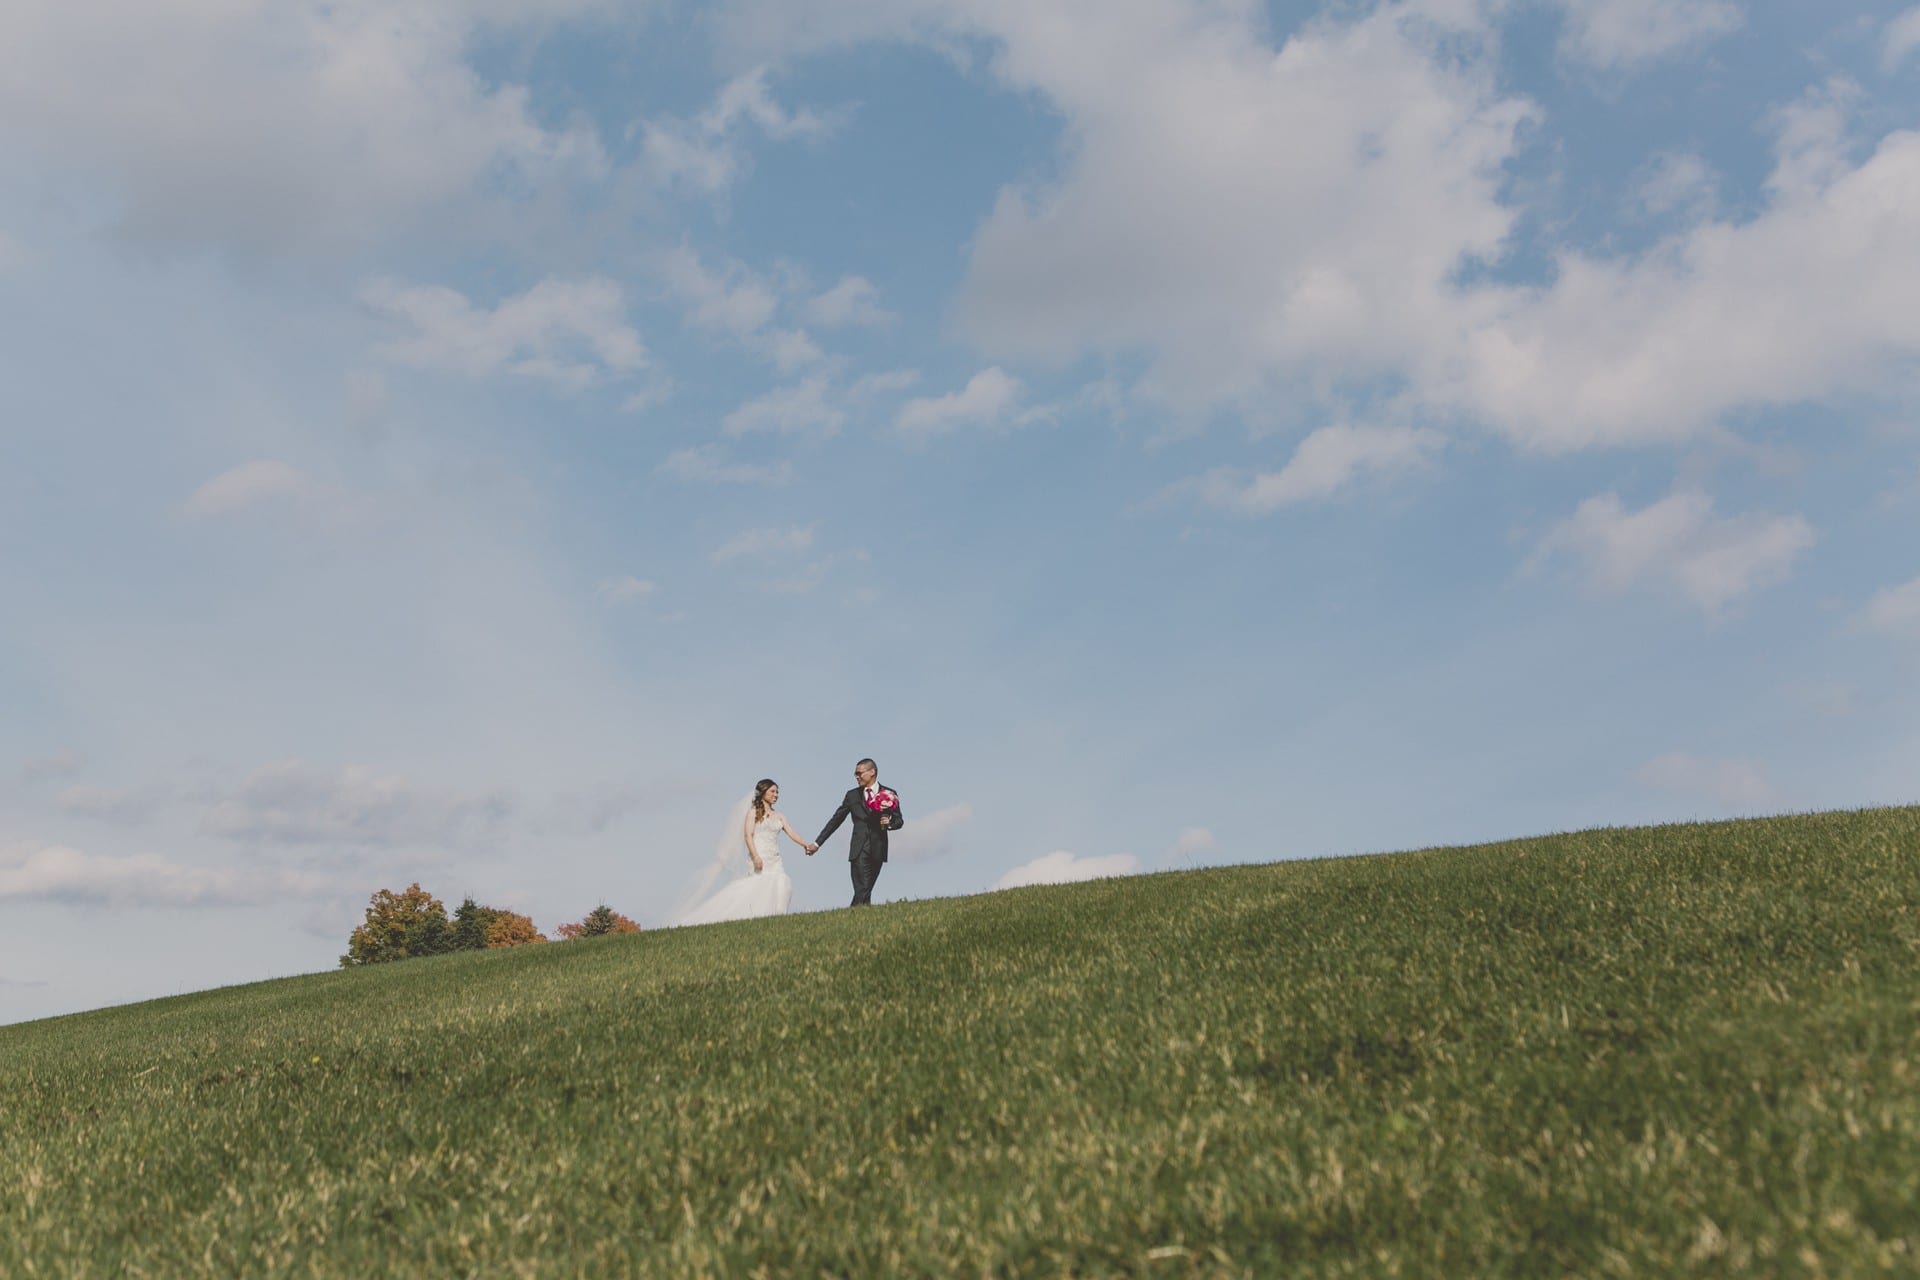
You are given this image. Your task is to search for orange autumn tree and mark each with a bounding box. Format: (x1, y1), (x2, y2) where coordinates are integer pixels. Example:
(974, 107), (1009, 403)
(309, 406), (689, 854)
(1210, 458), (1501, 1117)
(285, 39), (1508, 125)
(483, 910), (545, 948)
(341, 883), (450, 966)
(556, 904), (641, 940)
(450, 896), (547, 951)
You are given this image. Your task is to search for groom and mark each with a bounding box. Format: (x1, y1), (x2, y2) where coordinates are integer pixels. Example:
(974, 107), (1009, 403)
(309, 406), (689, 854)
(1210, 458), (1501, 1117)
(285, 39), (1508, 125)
(812, 757), (903, 907)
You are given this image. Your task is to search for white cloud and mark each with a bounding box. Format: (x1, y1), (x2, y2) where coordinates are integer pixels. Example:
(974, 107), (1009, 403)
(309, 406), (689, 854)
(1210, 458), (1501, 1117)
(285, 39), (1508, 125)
(851, 369), (921, 398)
(20, 750), (84, 784)
(1634, 753), (1779, 813)
(1535, 489), (1816, 615)
(638, 66), (834, 197)
(0, 0), (611, 255)
(543, 776), (710, 836)
(993, 850), (1141, 891)
(1434, 82), (1920, 452)
(1554, 0), (1742, 71)
(621, 378), (676, 415)
(702, 65), (836, 143)
(0, 842), (334, 908)
(1173, 827), (1215, 858)
(895, 368), (1033, 437)
(1159, 826), (1215, 870)
(198, 761), (514, 850)
(1882, 7), (1920, 70)
(1864, 575), (1920, 636)
(362, 276), (647, 389)
(57, 785), (161, 826)
(889, 803), (972, 863)
(805, 275), (894, 328)
(636, 115), (751, 198)
(1194, 424), (1442, 514)
(1792, 683), (1858, 721)
(657, 444), (794, 486)
(719, 367), (917, 441)
(596, 576), (657, 605)
(723, 376), (846, 436)
(575, 785), (654, 835)
(657, 246), (778, 340)
(768, 546), (871, 595)
(179, 460), (309, 521)
(346, 369), (390, 429)
(723, 5), (1920, 458)
(766, 329), (825, 372)
(938, 2), (1532, 408)
(711, 525), (816, 562)
(1766, 82), (1860, 205)
(1634, 151), (1720, 220)
(653, 246), (822, 371)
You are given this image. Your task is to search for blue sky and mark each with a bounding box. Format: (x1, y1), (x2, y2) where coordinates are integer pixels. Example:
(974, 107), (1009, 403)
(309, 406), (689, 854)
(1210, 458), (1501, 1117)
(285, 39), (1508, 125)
(4, 0), (1918, 1024)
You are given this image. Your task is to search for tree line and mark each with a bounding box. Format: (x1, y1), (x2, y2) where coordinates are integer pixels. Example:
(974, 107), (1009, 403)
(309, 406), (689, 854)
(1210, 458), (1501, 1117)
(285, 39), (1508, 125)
(340, 883), (641, 966)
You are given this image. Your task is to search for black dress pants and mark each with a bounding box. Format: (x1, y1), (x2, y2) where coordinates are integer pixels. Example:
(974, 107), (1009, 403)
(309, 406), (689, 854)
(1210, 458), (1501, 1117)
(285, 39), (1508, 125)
(850, 851), (883, 906)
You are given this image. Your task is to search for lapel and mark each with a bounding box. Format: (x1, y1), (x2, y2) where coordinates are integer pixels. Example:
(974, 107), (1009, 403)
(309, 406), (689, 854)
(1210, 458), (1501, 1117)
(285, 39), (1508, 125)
(852, 785), (881, 829)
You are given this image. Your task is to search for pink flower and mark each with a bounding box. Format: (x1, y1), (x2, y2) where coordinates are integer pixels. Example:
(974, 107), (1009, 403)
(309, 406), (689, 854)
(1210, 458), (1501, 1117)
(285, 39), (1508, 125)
(865, 788), (897, 814)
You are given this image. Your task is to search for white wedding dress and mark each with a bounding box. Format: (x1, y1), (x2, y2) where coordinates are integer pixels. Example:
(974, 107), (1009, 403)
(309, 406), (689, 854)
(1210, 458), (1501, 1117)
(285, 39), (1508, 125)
(678, 808), (794, 926)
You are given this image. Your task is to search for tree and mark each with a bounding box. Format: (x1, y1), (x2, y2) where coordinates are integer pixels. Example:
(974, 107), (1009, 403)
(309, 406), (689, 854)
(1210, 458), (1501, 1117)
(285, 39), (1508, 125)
(450, 896), (496, 952)
(556, 904), (641, 940)
(340, 883), (451, 966)
(447, 897), (548, 950)
(483, 910), (546, 948)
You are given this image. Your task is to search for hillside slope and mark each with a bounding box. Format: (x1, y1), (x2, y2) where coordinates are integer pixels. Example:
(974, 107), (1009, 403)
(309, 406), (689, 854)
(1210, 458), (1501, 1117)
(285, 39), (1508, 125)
(5, 807), (1918, 1276)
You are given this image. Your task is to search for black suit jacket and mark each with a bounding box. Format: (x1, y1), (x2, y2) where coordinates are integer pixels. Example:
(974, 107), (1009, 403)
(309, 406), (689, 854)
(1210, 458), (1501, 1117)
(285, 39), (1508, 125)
(816, 786), (904, 863)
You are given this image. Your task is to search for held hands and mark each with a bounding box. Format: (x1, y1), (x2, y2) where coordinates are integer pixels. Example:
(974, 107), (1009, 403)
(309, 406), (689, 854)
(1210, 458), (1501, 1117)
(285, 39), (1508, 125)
(804, 842), (819, 855)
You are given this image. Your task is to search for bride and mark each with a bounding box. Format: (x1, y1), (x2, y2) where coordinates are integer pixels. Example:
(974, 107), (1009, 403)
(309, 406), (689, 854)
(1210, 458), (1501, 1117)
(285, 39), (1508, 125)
(677, 779), (817, 926)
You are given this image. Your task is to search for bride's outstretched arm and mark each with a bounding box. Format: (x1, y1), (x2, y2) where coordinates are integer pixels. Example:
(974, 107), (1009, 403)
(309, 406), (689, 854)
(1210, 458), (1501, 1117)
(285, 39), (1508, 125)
(779, 813), (818, 854)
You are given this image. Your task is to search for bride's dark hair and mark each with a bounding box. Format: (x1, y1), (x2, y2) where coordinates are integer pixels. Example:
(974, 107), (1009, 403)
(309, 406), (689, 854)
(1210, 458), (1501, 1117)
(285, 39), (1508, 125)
(752, 778), (778, 822)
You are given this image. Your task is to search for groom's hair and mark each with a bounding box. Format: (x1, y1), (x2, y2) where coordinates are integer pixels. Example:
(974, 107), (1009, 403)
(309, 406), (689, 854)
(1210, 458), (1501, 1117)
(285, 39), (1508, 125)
(856, 758), (877, 773)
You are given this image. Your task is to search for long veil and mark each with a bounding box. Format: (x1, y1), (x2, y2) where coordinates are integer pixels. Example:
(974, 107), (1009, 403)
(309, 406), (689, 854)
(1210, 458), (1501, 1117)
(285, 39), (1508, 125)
(671, 793), (754, 925)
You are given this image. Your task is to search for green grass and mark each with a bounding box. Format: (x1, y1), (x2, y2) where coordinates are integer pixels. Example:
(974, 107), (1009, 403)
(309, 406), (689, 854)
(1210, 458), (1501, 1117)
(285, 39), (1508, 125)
(5, 808), (1919, 1277)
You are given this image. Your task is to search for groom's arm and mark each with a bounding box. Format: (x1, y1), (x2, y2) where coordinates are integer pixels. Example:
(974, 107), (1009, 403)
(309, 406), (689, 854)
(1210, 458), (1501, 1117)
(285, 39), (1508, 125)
(815, 799), (852, 847)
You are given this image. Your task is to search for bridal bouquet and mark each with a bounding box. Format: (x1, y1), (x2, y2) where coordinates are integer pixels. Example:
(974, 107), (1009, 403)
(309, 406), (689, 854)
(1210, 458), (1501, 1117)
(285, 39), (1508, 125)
(865, 788), (899, 824)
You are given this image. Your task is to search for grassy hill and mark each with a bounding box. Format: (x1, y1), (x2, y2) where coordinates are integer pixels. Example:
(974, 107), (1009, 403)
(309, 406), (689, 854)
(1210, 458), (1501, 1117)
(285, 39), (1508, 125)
(5, 807), (1918, 1277)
